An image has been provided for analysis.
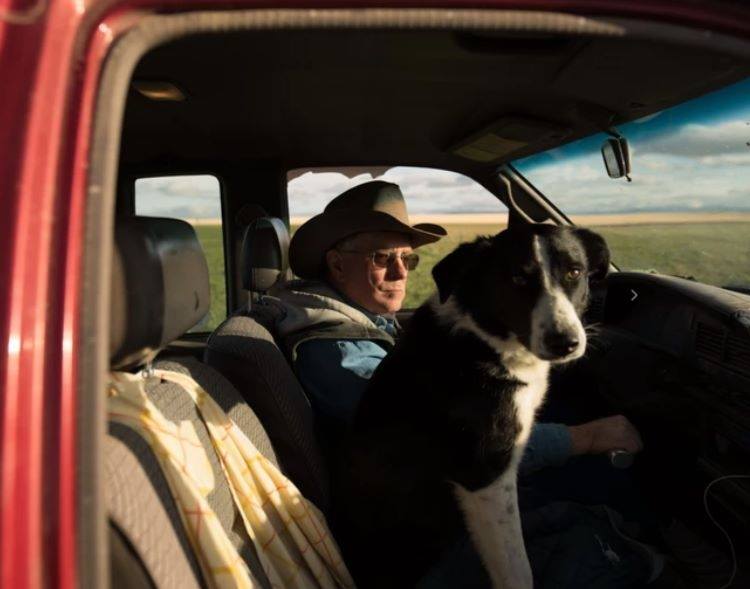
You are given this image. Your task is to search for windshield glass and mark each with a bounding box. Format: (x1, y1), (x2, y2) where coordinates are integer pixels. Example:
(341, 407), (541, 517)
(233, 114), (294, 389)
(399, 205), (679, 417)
(513, 77), (750, 291)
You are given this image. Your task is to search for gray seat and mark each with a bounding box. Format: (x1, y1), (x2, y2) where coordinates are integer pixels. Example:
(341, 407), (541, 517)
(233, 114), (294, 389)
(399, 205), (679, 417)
(107, 216), (281, 589)
(240, 216), (291, 300)
(205, 217), (331, 513)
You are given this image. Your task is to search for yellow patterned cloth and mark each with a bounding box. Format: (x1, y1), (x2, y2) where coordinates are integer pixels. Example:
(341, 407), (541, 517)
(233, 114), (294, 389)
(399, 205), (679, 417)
(108, 369), (355, 589)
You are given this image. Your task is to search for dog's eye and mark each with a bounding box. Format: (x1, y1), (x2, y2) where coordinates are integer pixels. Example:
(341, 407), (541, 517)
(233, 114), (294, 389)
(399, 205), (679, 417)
(512, 275), (527, 286)
(564, 268), (582, 282)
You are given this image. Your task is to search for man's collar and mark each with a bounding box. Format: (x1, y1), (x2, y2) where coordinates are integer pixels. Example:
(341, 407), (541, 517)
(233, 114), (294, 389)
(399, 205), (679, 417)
(328, 284), (398, 334)
(372, 314), (398, 336)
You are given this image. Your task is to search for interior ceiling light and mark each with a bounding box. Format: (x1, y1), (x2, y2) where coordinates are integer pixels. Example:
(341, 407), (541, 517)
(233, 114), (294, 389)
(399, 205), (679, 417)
(452, 116), (569, 162)
(132, 80), (186, 102)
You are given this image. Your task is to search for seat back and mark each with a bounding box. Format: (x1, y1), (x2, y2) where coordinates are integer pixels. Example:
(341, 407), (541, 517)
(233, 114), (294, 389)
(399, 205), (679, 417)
(107, 216), (279, 588)
(205, 314), (330, 511)
(206, 216), (330, 512)
(241, 216), (291, 297)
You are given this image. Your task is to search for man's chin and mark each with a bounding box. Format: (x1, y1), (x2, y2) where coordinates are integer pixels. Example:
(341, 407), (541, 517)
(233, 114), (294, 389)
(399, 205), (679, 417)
(377, 292), (404, 314)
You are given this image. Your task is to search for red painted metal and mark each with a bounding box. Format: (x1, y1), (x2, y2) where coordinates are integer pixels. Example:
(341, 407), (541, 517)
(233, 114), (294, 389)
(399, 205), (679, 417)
(0, 1), (748, 588)
(1, 0), (80, 587)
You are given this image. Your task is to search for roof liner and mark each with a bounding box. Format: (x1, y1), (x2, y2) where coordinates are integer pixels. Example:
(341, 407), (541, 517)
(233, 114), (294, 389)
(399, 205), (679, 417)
(121, 27), (750, 174)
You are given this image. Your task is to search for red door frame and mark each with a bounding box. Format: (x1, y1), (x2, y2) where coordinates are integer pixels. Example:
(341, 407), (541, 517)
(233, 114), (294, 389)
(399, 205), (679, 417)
(1, 1), (748, 587)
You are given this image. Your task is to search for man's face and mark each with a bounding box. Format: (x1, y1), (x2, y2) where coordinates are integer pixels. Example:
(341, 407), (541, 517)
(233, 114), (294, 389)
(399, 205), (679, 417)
(326, 231), (414, 315)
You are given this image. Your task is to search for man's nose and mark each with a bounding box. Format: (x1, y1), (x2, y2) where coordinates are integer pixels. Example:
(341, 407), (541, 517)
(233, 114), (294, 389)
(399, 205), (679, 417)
(387, 255), (408, 279)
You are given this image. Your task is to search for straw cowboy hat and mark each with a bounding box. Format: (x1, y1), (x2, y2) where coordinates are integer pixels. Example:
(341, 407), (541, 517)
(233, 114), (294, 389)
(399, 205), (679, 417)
(290, 180), (446, 279)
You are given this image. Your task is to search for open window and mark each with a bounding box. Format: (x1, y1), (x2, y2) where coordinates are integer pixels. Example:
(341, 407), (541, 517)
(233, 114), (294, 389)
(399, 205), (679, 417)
(134, 174), (227, 330)
(287, 166), (508, 307)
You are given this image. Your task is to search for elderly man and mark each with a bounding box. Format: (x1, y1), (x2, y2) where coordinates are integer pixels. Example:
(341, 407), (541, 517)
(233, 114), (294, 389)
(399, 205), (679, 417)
(271, 180), (642, 470)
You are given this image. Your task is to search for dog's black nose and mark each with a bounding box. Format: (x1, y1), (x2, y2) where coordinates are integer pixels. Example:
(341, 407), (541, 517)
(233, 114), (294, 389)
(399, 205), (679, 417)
(544, 333), (579, 357)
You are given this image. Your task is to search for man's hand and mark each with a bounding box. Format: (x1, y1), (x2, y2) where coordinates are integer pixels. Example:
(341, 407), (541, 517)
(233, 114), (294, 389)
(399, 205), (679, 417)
(569, 415), (644, 456)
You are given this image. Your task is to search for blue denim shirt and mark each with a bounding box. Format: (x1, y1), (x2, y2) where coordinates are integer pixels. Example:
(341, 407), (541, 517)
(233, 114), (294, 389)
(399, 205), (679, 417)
(295, 315), (572, 475)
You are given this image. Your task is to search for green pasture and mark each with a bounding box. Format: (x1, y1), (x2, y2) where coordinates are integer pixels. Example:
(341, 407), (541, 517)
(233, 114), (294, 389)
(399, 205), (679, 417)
(194, 222), (750, 329)
(194, 225), (227, 331)
(404, 222), (750, 308)
(595, 223), (750, 288)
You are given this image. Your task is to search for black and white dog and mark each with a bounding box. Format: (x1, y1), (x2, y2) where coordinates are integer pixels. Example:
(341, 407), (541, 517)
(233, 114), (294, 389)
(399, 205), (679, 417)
(335, 224), (610, 588)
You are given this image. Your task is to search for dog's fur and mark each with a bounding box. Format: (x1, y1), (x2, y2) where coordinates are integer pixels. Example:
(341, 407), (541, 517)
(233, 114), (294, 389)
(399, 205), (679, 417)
(334, 224), (609, 588)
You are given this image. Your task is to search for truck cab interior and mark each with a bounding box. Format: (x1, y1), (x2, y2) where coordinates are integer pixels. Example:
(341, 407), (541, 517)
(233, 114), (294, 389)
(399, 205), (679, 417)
(97, 9), (750, 588)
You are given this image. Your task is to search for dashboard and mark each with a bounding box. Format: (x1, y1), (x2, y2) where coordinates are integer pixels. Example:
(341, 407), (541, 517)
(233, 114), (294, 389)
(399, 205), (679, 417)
(584, 272), (750, 531)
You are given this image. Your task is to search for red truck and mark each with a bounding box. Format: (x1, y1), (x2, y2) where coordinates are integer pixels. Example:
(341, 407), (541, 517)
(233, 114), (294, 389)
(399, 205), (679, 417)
(3, 1), (750, 587)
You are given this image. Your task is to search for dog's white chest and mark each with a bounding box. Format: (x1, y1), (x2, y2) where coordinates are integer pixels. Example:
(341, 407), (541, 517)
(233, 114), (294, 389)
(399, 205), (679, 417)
(508, 359), (550, 448)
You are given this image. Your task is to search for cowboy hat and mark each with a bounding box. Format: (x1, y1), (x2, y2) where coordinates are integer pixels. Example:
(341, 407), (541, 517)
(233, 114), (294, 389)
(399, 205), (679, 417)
(290, 180), (446, 279)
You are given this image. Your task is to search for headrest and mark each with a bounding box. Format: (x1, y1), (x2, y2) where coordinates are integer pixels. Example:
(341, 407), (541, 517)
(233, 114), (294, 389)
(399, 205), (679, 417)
(241, 217), (290, 292)
(110, 216), (210, 369)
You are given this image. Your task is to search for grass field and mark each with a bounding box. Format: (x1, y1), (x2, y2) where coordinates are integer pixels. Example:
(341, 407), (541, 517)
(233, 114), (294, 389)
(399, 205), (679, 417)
(193, 219), (750, 327)
(193, 225), (227, 331)
(403, 221), (750, 308)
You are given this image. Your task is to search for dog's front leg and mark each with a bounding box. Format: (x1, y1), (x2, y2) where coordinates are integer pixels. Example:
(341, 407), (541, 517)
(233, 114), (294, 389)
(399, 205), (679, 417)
(454, 468), (532, 589)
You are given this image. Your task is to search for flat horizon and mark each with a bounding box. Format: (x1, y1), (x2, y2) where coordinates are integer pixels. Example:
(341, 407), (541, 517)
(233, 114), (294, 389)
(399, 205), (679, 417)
(188, 210), (750, 226)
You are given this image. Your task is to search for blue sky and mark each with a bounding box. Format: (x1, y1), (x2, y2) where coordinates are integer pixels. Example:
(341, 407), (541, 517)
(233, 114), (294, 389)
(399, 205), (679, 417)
(136, 77), (750, 219)
(514, 77), (750, 214)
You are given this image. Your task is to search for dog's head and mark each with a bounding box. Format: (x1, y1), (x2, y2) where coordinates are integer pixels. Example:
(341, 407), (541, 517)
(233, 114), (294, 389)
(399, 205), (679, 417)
(432, 224), (609, 363)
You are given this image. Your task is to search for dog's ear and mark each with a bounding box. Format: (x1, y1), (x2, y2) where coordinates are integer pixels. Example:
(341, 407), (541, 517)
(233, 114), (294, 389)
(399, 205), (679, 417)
(432, 238), (490, 303)
(574, 228), (610, 281)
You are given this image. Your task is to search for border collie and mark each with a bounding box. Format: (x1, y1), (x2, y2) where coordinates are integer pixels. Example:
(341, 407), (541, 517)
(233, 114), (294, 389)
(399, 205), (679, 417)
(335, 224), (610, 589)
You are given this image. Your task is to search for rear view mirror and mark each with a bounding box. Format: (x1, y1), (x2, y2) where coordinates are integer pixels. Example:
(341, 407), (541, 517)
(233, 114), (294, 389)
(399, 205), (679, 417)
(601, 136), (631, 181)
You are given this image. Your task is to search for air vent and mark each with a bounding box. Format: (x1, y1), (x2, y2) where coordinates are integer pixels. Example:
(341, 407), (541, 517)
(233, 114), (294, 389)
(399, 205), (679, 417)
(585, 295), (606, 323)
(695, 322), (724, 362)
(726, 334), (750, 376)
(695, 321), (750, 376)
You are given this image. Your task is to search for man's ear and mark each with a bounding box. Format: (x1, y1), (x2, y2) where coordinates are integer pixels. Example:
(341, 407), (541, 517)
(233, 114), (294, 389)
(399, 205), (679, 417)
(432, 238), (489, 303)
(325, 249), (345, 283)
(574, 228), (610, 281)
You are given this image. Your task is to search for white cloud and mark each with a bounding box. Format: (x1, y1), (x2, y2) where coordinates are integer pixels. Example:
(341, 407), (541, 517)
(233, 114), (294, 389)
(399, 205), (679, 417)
(135, 174), (222, 219)
(288, 167), (507, 216)
(639, 158), (670, 171)
(138, 175), (220, 198)
(524, 150), (750, 214)
(697, 152), (750, 166)
(638, 120), (750, 157)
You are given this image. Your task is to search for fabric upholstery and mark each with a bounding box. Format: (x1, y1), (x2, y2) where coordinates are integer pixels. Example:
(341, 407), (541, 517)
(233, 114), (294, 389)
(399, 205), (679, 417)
(205, 313), (331, 513)
(110, 217), (210, 369)
(106, 428), (203, 589)
(109, 521), (158, 589)
(241, 217), (290, 293)
(106, 356), (277, 589)
(109, 368), (353, 588)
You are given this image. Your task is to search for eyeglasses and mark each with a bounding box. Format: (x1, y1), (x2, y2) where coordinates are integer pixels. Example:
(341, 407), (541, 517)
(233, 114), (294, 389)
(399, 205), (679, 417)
(338, 249), (420, 270)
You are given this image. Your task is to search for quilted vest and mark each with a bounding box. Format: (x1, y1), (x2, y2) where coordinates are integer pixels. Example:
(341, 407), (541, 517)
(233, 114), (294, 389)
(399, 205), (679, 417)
(266, 279), (396, 363)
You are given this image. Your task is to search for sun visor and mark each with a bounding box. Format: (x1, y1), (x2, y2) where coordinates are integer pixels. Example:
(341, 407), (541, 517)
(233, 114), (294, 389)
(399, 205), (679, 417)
(451, 116), (570, 163)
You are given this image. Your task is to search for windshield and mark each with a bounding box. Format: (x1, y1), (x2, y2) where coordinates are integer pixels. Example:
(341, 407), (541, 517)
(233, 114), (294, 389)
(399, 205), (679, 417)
(513, 77), (750, 291)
